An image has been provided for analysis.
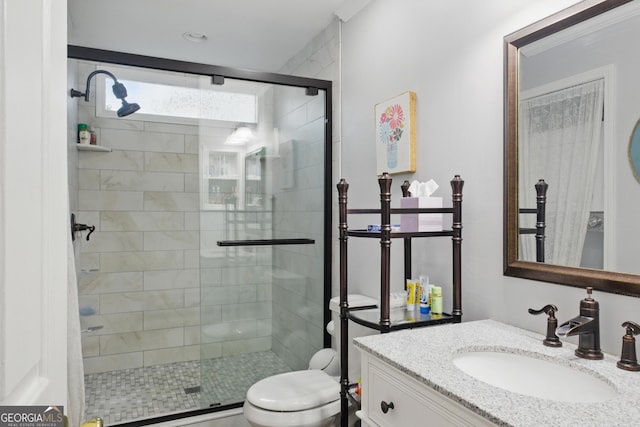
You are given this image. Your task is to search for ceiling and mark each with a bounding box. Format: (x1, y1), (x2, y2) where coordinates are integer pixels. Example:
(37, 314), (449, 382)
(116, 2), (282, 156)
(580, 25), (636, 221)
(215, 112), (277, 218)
(68, 0), (370, 73)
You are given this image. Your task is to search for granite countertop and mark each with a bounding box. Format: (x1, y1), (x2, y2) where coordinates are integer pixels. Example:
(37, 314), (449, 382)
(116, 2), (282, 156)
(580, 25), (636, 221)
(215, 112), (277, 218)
(354, 319), (640, 427)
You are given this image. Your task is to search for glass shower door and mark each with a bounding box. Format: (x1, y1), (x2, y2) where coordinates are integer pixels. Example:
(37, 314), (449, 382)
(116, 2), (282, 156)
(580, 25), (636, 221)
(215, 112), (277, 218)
(198, 78), (328, 407)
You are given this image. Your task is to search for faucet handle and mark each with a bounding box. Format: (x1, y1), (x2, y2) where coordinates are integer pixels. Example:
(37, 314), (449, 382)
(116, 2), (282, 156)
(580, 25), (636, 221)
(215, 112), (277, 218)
(528, 304), (558, 317)
(617, 321), (640, 371)
(528, 304), (562, 347)
(622, 321), (640, 336)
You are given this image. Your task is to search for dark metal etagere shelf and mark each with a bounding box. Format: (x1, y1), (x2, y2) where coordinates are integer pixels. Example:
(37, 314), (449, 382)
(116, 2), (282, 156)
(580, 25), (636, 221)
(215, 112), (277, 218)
(518, 178), (548, 263)
(337, 172), (464, 427)
(346, 229), (454, 238)
(346, 306), (457, 330)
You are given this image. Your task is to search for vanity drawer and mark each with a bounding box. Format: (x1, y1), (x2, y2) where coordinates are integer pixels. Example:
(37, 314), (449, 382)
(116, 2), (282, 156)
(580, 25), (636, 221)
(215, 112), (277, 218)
(368, 361), (433, 426)
(363, 355), (494, 427)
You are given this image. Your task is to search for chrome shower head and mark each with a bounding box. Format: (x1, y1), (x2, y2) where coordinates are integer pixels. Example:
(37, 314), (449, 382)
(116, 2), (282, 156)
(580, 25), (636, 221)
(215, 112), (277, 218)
(70, 70), (141, 117)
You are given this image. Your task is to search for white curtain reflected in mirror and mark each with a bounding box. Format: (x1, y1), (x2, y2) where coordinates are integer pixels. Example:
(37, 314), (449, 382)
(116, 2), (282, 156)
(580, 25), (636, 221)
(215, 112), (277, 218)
(519, 79), (604, 267)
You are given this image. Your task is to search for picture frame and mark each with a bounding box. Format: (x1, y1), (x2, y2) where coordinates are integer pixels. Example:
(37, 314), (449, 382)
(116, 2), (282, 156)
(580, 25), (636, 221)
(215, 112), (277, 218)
(374, 91), (416, 175)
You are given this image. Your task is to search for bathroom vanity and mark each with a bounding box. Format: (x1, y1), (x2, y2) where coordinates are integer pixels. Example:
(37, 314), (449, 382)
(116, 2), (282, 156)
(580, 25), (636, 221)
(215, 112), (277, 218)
(355, 320), (640, 427)
(360, 351), (494, 427)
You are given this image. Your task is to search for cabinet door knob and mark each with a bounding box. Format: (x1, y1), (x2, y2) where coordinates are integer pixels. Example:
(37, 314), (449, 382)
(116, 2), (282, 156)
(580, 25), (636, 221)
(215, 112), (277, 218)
(380, 400), (395, 414)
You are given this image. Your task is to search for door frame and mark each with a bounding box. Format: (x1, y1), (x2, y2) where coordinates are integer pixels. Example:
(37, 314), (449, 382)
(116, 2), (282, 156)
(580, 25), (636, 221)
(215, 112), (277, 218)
(1, 0), (68, 407)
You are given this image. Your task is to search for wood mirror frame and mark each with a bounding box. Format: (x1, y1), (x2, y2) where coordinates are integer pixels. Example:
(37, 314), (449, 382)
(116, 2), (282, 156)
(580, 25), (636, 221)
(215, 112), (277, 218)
(503, 0), (640, 297)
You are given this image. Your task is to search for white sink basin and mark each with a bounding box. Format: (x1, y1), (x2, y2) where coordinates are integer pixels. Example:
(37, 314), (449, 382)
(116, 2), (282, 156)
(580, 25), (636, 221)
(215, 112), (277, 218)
(452, 350), (618, 403)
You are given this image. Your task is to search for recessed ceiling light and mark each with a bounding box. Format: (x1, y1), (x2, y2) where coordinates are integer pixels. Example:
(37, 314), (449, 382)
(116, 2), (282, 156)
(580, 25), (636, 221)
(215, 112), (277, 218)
(183, 32), (208, 43)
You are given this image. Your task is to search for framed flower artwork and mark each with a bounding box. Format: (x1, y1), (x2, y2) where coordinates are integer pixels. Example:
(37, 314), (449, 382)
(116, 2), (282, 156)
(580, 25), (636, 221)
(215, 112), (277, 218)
(374, 91), (416, 175)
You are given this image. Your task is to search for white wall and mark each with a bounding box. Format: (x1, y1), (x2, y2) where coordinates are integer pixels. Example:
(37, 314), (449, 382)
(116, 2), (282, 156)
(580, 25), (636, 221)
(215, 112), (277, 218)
(340, 0), (640, 357)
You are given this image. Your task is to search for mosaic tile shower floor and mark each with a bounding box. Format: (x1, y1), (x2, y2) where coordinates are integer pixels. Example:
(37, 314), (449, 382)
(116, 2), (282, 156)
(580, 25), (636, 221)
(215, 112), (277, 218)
(84, 351), (292, 425)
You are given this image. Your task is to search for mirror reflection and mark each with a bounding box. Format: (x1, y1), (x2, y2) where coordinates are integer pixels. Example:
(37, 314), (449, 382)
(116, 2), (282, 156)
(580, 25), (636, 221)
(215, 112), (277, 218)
(516, 1), (640, 275)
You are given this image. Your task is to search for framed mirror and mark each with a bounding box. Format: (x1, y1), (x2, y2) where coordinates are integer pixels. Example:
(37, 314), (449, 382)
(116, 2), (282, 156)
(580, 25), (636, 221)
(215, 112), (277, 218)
(504, 0), (640, 296)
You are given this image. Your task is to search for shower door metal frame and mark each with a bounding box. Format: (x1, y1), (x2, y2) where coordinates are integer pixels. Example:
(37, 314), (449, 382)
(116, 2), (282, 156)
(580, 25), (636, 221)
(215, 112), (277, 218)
(68, 45), (333, 425)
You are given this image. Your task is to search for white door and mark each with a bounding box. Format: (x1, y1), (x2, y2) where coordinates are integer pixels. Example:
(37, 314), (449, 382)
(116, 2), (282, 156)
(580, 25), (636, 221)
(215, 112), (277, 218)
(0, 0), (68, 408)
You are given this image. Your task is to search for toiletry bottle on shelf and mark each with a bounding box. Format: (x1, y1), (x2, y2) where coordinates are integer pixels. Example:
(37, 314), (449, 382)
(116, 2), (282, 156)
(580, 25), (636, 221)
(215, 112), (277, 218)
(78, 123), (90, 144)
(431, 286), (443, 315)
(89, 124), (98, 145)
(406, 279), (417, 311)
(419, 275), (430, 314)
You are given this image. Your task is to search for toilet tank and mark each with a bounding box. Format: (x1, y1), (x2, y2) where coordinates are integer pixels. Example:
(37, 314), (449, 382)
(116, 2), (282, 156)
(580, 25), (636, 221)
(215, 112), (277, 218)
(328, 295), (377, 380)
(308, 348), (340, 376)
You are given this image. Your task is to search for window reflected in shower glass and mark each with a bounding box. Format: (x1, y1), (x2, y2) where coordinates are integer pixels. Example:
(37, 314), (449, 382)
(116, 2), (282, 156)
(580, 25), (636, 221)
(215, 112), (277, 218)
(101, 79), (258, 124)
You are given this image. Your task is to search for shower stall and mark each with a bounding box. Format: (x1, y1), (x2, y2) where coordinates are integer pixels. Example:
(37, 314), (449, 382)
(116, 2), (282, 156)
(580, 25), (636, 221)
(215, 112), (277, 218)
(69, 49), (332, 425)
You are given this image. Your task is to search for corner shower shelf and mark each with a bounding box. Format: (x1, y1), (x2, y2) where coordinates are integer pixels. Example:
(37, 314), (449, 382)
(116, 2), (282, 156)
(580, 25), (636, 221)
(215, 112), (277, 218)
(76, 144), (111, 152)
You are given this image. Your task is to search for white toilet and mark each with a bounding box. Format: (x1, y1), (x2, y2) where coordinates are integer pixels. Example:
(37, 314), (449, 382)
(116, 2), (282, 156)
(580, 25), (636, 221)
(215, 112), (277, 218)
(243, 348), (341, 427)
(243, 294), (376, 427)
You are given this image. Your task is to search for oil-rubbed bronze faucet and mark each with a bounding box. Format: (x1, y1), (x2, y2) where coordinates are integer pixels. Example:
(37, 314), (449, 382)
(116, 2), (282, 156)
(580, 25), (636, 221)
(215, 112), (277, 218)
(555, 287), (603, 360)
(528, 304), (562, 347)
(617, 321), (640, 371)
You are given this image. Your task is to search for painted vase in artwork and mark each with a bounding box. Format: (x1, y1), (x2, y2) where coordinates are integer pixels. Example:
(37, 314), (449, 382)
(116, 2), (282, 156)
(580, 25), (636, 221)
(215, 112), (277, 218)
(379, 103), (404, 171)
(387, 141), (398, 168)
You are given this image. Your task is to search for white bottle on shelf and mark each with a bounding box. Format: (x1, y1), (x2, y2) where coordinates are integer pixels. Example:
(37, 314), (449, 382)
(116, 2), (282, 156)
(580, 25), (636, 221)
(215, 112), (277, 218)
(78, 123), (90, 145)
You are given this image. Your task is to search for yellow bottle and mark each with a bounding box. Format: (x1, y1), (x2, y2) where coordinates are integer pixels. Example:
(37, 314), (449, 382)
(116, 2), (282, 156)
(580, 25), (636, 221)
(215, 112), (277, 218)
(406, 279), (418, 311)
(431, 286), (443, 315)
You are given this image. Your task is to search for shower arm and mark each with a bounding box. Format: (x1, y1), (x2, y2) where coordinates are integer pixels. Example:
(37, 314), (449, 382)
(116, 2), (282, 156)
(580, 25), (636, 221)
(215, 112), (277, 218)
(70, 70), (120, 102)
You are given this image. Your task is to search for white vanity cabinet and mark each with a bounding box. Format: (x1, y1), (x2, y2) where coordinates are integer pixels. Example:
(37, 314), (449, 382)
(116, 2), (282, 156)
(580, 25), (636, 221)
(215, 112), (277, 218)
(355, 320), (640, 426)
(359, 351), (496, 427)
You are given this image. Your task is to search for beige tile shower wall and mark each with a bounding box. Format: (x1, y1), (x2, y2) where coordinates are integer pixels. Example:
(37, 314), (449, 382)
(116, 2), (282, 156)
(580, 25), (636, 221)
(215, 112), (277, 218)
(71, 60), (198, 374)
(271, 20), (340, 370)
(76, 116), (202, 374)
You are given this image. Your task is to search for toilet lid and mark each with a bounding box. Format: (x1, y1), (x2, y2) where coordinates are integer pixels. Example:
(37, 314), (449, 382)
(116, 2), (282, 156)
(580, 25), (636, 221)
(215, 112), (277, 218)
(246, 370), (339, 412)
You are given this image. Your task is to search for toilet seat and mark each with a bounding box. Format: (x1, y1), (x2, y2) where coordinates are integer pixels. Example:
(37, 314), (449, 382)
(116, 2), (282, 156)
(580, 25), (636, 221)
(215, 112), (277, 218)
(246, 370), (339, 412)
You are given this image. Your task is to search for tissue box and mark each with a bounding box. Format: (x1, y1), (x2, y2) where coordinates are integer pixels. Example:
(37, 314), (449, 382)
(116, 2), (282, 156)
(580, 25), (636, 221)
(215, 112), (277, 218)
(400, 197), (443, 231)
